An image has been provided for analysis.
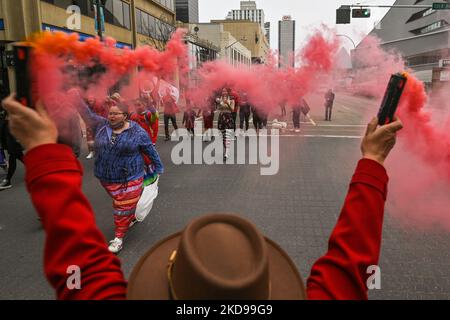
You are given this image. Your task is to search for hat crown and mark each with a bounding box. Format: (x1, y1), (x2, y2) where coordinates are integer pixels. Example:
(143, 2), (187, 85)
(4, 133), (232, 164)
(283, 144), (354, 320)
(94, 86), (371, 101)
(171, 215), (270, 300)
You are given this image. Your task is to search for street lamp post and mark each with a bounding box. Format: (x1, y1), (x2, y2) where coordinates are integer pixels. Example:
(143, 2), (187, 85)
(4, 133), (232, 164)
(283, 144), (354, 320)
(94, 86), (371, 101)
(336, 34), (356, 49)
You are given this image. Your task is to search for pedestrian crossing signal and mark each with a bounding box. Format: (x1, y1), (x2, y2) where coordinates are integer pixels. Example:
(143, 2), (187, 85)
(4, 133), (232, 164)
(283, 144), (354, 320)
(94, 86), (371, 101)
(352, 9), (371, 18)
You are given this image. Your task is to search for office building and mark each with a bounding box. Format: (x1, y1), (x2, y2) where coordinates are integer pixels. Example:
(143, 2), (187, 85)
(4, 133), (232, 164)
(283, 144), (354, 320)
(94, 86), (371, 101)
(226, 1), (265, 29)
(356, 0), (450, 91)
(175, 0), (199, 23)
(186, 23), (252, 67)
(278, 15), (295, 68)
(211, 19), (270, 64)
(264, 21), (270, 45)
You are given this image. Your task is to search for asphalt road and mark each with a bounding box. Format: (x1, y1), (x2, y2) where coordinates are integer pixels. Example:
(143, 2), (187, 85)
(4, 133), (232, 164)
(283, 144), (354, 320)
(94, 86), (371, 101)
(1, 93), (449, 300)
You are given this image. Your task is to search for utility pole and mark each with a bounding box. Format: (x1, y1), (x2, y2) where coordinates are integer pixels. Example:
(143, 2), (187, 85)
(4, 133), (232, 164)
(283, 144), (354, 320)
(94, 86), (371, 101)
(94, 0), (105, 41)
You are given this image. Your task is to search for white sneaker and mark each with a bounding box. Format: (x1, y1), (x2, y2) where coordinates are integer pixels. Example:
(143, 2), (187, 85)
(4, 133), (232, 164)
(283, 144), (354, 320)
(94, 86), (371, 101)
(0, 179), (12, 190)
(86, 152), (94, 160)
(108, 238), (123, 254)
(295, 129), (300, 133)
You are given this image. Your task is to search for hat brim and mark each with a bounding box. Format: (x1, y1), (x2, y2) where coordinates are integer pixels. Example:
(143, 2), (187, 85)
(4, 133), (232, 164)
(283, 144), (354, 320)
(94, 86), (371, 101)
(127, 233), (306, 300)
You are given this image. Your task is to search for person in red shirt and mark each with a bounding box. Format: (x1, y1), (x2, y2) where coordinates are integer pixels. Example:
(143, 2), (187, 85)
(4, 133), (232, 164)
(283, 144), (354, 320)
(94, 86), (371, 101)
(85, 96), (108, 160)
(2, 94), (403, 300)
(129, 99), (159, 145)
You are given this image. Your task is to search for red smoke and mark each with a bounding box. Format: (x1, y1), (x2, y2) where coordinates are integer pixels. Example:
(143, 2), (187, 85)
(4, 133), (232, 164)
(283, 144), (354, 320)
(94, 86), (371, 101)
(350, 36), (450, 230)
(187, 27), (340, 112)
(27, 29), (188, 116)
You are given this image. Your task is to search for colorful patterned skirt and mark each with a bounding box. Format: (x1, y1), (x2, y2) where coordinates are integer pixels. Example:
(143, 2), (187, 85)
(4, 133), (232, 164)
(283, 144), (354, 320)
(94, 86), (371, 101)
(102, 177), (144, 239)
(218, 112), (235, 149)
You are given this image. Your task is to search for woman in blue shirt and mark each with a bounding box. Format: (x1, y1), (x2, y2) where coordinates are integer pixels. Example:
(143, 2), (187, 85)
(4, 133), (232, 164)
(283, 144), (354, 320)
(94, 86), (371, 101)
(79, 97), (164, 254)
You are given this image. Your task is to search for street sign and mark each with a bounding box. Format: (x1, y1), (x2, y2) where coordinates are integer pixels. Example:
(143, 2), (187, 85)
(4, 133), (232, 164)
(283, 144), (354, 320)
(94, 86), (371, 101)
(432, 2), (450, 10)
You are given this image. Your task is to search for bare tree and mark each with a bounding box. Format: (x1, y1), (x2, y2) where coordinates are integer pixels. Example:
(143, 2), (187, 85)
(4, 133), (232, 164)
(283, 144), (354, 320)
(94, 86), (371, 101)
(141, 14), (176, 51)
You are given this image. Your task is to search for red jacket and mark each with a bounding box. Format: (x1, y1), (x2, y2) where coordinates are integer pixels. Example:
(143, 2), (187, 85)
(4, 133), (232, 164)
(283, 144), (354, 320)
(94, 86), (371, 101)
(24, 144), (388, 300)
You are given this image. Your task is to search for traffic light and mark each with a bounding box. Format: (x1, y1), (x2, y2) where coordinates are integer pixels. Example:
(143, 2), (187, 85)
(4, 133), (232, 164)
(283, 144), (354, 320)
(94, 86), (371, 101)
(336, 6), (351, 24)
(352, 8), (371, 18)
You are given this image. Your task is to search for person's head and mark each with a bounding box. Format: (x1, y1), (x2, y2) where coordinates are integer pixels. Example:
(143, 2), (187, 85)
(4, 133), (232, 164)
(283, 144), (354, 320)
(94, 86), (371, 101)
(127, 214), (306, 300)
(134, 99), (146, 114)
(87, 96), (96, 106)
(108, 102), (128, 129)
(164, 88), (172, 97)
(221, 88), (229, 97)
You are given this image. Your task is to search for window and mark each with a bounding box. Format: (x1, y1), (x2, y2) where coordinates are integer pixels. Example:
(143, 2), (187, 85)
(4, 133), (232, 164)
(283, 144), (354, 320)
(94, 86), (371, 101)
(136, 9), (142, 34)
(410, 20), (448, 35)
(149, 15), (157, 38)
(154, 0), (173, 11)
(91, 0), (130, 29)
(136, 8), (175, 41)
(406, 8), (436, 23)
(112, 0), (124, 27)
(123, 2), (130, 30)
(142, 11), (149, 36)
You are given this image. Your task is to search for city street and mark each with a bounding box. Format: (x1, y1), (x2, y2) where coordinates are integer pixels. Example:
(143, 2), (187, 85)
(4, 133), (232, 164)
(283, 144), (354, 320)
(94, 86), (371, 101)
(1, 92), (450, 300)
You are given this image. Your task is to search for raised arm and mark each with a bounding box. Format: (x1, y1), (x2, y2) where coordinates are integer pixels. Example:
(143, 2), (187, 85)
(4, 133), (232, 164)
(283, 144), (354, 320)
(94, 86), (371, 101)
(26, 144), (128, 299)
(1, 96), (127, 300)
(69, 91), (107, 130)
(307, 117), (403, 300)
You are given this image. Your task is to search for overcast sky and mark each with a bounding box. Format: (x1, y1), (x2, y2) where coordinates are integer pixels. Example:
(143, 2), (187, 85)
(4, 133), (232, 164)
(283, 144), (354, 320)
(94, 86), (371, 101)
(199, 0), (397, 53)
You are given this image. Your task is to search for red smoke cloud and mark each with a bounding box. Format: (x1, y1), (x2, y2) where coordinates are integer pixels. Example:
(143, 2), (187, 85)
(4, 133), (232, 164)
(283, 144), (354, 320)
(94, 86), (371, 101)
(187, 27), (340, 112)
(351, 36), (450, 230)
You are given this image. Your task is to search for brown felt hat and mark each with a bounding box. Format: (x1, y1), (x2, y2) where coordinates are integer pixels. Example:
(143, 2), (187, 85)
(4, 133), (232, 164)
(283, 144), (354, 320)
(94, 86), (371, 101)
(127, 214), (306, 300)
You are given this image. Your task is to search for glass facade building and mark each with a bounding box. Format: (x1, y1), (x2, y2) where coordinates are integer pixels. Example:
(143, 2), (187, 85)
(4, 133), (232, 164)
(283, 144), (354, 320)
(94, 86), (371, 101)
(278, 16), (295, 68)
(175, 0), (199, 23)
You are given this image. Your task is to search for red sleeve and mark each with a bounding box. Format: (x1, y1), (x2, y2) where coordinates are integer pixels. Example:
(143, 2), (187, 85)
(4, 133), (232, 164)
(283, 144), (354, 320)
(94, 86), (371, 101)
(24, 144), (127, 300)
(306, 159), (388, 300)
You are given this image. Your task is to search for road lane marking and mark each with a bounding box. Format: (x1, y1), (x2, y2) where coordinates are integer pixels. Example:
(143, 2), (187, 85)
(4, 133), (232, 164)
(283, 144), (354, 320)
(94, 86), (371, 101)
(157, 134), (363, 139)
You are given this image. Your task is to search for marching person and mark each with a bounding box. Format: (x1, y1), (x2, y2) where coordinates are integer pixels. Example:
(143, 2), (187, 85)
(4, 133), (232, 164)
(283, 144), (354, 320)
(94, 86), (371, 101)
(325, 89), (335, 121)
(216, 88), (235, 160)
(2, 92), (404, 300)
(292, 97), (310, 133)
(0, 120), (23, 191)
(182, 99), (196, 137)
(162, 88), (179, 141)
(252, 105), (263, 135)
(130, 98), (159, 146)
(239, 93), (251, 133)
(75, 93), (164, 253)
(280, 99), (288, 120)
(85, 96), (102, 159)
(292, 105), (302, 133)
(228, 88), (240, 133)
(0, 106), (8, 172)
(198, 94), (217, 142)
